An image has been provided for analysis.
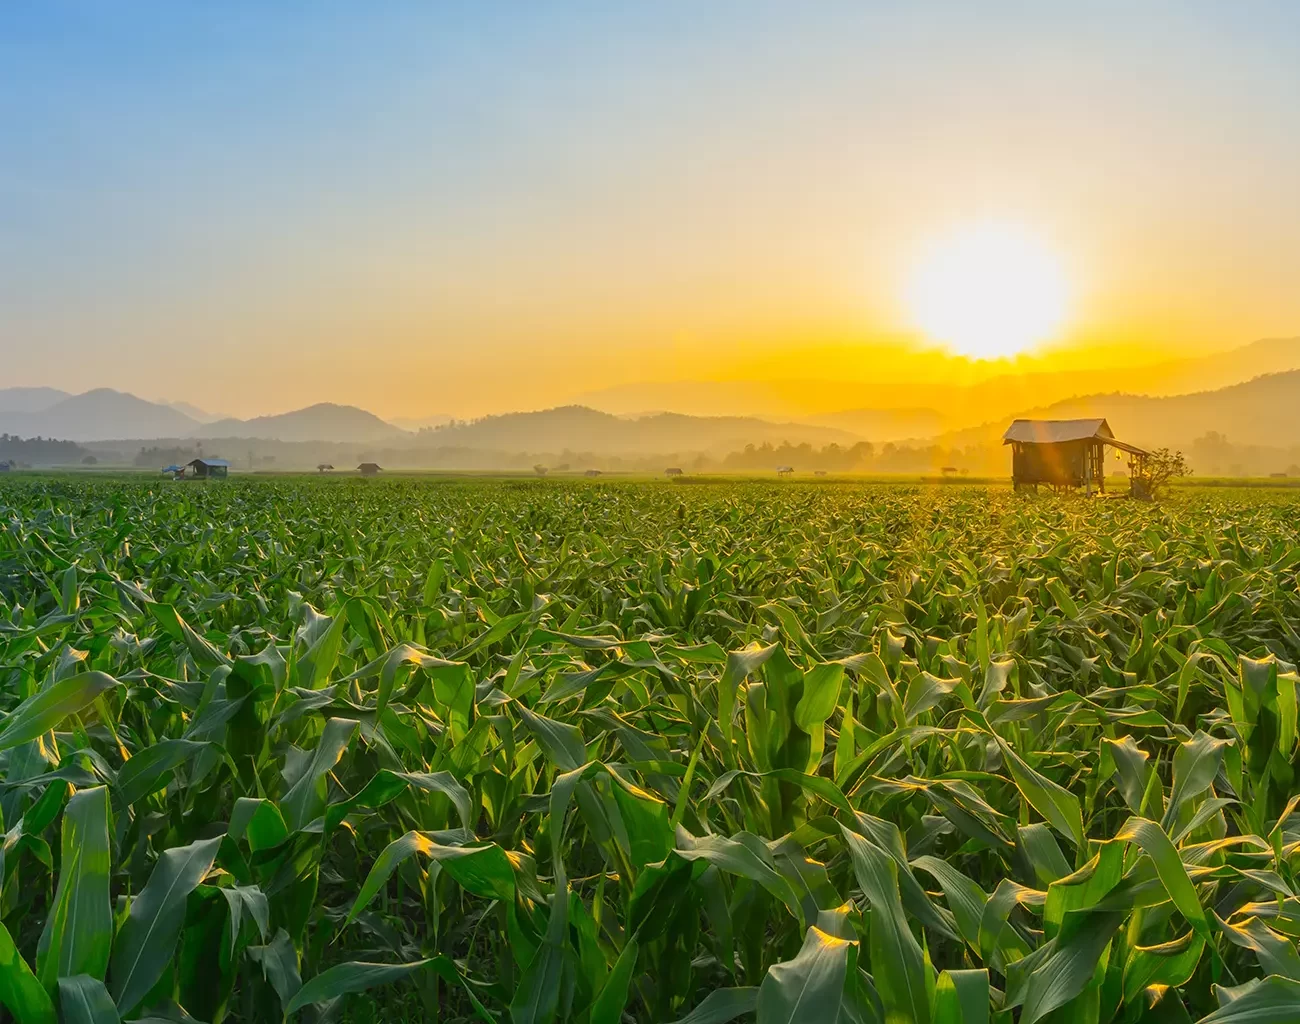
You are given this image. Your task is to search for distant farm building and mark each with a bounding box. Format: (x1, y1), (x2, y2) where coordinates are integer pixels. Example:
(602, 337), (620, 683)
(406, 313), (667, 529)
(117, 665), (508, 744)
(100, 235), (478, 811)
(584, 469), (602, 478)
(941, 466), (958, 477)
(317, 463), (334, 473)
(1003, 419), (1148, 495)
(665, 467), (683, 477)
(357, 463), (382, 477)
(776, 465), (794, 477)
(814, 470), (827, 477)
(0, 461), (10, 473)
(186, 458), (229, 479)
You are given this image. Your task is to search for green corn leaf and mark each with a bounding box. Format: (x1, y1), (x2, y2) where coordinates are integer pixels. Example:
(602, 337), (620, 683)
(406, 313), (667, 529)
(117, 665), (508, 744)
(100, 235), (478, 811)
(757, 925), (852, 1023)
(517, 704), (587, 771)
(667, 987), (760, 1024)
(218, 884), (270, 959)
(794, 664), (846, 730)
(933, 969), (988, 1024)
(1217, 914), (1300, 981)
(346, 832), (515, 925)
(228, 798), (289, 852)
(247, 929), (301, 1015)
(280, 717), (359, 831)
(1161, 731), (1232, 830)
(841, 825), (931, 1024)
(109, 836), (222, 1015)
(589, 938), (638, 1024)
(0, 673), (120, 753)
(1196, 975), (1300, 1022)
(997, 740), (1086, 850)
(0, 921), (55, 1024)
(283, 959), (431, 1016)
(36, 786), (112, 991)
(1121, 932), (1205, 1005)
(1114, 817), (1210, 941)
(115, 739), (210, 805)
(1101, 736), (1151, 814)
(1018, 910), (1124, 1024)
(56, 976), (118, 1024)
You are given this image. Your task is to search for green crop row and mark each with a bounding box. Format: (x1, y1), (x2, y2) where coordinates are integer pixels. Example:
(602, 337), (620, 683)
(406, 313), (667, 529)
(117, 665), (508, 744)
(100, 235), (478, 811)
(0, 476), (1298, 1023)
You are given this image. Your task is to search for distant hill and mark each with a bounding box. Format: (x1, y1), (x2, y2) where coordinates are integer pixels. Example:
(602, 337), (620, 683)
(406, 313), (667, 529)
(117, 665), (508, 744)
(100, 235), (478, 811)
(0, 387), (73, 414)
(574, 336), (1300, 438)
(934, 369), (1300, 451)
(0, 391), (405, 444)
(195, 403), (406, 443)
(413, 405), (859, 456)
(0, 389), (201, 441)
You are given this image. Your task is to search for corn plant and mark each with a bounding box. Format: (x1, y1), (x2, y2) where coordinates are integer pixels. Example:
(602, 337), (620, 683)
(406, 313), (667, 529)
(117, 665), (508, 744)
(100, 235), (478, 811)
(0, 475), (1298, 1023)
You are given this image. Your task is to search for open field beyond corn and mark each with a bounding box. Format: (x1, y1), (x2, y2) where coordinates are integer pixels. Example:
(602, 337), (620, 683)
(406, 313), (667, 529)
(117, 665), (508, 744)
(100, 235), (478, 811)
(2, 475), (1300, 1023)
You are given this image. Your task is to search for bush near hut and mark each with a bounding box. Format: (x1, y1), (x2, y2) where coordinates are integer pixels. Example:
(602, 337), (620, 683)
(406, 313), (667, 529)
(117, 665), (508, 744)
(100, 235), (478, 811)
(1142, 447), (1192, 499)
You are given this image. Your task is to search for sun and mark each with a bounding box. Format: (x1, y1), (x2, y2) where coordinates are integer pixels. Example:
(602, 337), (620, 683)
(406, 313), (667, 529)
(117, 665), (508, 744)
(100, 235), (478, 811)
(905, 222), (1069, 360)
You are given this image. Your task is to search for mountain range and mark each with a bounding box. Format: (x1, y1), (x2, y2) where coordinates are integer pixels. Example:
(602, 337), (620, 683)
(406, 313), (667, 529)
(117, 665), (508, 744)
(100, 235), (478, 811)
(0, 389), (408, 444)
(933, 369), (1300, 452)
(5, 335), (1300, 464)
(576, 336), (1300, 440)
(412, 406), (858, 456)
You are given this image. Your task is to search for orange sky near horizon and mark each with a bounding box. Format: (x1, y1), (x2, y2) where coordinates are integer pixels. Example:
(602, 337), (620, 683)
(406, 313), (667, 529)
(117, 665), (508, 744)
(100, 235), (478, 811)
(3, 3), (1299, 419)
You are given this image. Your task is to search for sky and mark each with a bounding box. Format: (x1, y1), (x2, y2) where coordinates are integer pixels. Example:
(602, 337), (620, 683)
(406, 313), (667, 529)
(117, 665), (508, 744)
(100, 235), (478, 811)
(3, 1), (1300, 419)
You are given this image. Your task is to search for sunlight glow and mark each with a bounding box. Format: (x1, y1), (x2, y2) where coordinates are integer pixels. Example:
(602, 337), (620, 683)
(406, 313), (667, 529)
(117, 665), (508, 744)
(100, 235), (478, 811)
(905, 222), (1069, 360)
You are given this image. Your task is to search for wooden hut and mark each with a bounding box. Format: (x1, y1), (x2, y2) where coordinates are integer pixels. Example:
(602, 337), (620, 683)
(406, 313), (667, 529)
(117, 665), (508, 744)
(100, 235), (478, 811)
(776, 465), (794, 477)
(1002, 419), (1148, 495)
(665, 467), (683, 478)
(584, 469), (602, 478)
(357, 463), (382, 477)
(186, 458), (229, 479)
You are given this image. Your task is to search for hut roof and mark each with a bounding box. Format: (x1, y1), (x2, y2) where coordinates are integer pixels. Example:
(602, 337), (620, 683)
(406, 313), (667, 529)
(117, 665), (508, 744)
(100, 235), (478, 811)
(1002, 419), (1113, 445)
(1002, 418), (1150, 456)
(188, 458), (230, 468)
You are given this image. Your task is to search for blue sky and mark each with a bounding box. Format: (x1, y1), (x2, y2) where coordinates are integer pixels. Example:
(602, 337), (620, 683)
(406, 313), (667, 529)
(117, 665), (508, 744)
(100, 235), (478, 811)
(3, 2), (1300, 416)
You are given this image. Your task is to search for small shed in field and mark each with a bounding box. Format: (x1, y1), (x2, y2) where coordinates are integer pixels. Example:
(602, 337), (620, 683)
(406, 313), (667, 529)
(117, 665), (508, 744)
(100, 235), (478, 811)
(665, 467), (683, 478)
(0, 461), (10, 473)
(357, 463), (382, 477)
(187, 458), (229, 479)
(1002, 419), (1148, 495)
(317, 463), (334, 473)
(776, 465), (794, 477)
(584, 469), (602, 478)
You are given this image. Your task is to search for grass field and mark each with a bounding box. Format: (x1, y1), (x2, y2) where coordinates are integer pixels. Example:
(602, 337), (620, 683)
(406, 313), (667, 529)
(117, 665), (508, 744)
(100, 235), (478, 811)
(1, 474), (1299, 1023)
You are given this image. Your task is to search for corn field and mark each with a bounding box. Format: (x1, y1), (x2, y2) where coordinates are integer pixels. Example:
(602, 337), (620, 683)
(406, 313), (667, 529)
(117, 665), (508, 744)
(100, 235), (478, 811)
(1, 475), (1300, 1023)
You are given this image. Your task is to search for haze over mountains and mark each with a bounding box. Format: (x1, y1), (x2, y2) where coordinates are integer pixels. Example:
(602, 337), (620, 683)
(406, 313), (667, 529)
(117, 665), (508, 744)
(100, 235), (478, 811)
(576, 336), (1300, 439)
(3, 335), (1300, 472)
(936, 370), (1300, 451)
